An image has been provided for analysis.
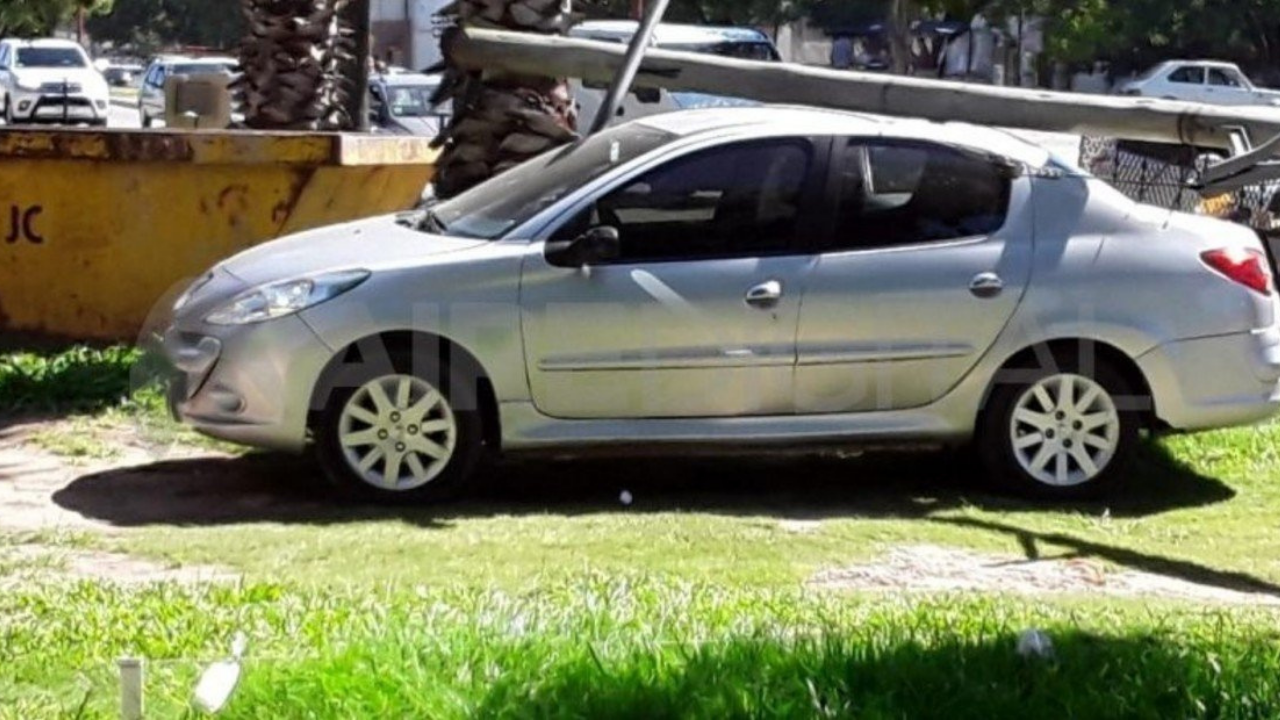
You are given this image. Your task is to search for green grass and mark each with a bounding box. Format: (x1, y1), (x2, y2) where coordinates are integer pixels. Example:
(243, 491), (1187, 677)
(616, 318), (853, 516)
(2, 346), (244, 455)
(12, 346), (1280, 717)
(2, 579), (1279, 719)
(0, 346), (143, 414)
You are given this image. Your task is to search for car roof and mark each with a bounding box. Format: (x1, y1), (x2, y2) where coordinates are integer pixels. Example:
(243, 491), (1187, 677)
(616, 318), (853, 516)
(372, 71), (440, 86)
(633, 106), (1053, 166)
(1153, 59), (1242, 70)
(165, 56), (236, 65)
(2, 38), (86, 49)
(570, 21), (772, 46)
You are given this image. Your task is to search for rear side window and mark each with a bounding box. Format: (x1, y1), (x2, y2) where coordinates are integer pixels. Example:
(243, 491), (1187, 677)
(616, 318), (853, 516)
(829, 139), (1010, 250)
(1208, 68), (1243, 87)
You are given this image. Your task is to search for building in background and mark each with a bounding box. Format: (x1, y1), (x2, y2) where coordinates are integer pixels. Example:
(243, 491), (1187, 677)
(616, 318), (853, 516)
(371, 0), (451, 71)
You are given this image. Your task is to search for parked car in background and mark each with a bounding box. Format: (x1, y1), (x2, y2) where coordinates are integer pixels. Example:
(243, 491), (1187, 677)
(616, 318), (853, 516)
(369, 71), (449, 136)
(1117, 60), (1280, 106)
(104, 62), (143, 87)
(138, 55), (238, 127)
(567, 21), (781, 124)
(166, 106), (1280, 503)
(0, 38), (110, 126)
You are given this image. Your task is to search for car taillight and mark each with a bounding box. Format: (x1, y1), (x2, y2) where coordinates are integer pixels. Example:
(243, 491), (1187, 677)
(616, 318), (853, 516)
(1201, 248), (1274, 295)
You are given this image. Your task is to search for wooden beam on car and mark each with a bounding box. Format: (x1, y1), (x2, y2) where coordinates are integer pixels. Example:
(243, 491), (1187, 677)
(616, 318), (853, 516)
(447, 27), (1280, 152)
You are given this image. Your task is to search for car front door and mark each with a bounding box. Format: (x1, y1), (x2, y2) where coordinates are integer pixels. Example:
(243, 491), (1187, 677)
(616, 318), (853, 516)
(1164, 64), (1207, 101)
(794, 137), (1035, 414)
(143, 65), (165, 116)
(520, 137), (826, 419)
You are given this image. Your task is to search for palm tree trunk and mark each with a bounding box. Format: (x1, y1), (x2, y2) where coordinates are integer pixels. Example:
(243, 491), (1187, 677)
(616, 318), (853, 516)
(237, 0), (356, 131)
(889, 0), (914, 75)
(432, 0), (579, 198)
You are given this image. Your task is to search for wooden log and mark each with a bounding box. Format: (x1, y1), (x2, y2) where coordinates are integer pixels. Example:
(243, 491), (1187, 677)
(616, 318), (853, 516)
(447, 27), (1280, 151)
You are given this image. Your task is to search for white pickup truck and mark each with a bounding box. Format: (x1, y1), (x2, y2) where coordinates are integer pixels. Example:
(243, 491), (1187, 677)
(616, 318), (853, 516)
(1117, 60), (1280, 106)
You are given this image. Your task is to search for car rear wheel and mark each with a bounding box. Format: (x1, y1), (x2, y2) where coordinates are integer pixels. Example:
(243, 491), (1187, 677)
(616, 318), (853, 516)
(140, 110), (151, 128)
(316, 358), (483, 503)
(979, 358), (1140, 499)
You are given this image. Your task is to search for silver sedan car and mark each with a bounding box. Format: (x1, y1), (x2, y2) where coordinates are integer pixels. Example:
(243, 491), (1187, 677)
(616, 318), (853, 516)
(165, 107), (1280, 501)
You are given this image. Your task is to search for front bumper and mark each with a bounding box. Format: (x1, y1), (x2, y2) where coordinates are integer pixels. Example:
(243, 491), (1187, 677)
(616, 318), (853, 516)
(164, 315), (333, 452)
(1138, 327), (1280, 431)
(9, 89), (108, 123)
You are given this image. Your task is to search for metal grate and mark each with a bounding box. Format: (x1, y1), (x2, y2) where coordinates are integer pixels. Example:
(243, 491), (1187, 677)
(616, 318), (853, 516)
(1078, 136), (1280, 232)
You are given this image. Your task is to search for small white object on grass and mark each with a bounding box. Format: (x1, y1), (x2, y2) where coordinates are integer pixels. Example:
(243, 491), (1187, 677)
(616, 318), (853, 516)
(619, 490), (633, 506)
(118, 657), (144, 720)
(193, 632), (247, 714)
(1016, 629), (1056, 660)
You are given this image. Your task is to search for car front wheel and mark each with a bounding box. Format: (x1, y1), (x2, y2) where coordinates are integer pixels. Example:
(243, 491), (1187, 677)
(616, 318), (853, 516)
(315, 358), (483, 503)
(979, 359), (1140, 499)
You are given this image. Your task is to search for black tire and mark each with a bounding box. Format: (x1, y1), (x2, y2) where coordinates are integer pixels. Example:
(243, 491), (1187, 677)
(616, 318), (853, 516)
(3, 97), (13, 125)
(140, 111), (151, 128)
(977, 354), (1142, 500)
(314, 352), (485, 503)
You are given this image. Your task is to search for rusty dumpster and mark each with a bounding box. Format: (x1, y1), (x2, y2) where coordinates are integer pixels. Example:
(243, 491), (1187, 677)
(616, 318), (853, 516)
(0, 127), (438, 341)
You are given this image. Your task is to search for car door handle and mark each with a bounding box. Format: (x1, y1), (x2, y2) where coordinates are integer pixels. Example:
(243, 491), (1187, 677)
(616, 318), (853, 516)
(745, 280), (783, 308)
(969, 272), (1004, 299)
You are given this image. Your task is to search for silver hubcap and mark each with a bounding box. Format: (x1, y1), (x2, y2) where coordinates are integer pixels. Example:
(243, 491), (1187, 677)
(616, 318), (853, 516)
(338, 374), (457, 491)
(1009, 373), (1121, 487)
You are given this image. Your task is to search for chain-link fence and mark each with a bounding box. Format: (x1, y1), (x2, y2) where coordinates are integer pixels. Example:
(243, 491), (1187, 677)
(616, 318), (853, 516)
(1078, 136), (1280, 233)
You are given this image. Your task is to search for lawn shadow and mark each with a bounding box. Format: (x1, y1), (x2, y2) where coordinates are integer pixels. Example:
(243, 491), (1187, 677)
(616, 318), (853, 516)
(53, 437), (1232, 528)
(237, 628), (1280, 719)
(931, 515), (1280, 599)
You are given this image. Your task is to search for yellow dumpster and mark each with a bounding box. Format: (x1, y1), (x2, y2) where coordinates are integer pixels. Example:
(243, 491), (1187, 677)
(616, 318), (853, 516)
(0, 127), (437, 341)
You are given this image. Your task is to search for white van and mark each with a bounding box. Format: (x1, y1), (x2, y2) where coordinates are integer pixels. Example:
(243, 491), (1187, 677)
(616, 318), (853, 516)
(567, 21), (781, 125)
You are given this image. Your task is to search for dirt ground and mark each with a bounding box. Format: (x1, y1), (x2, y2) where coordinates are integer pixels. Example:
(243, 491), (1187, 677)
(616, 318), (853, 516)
(0, 418), (240, 583)
(808, 545), (1280, 606)
(1, 416), (1277, 604)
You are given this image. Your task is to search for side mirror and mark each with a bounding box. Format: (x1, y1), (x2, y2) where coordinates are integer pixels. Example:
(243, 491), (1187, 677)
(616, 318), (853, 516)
(545, 226), (621, 268)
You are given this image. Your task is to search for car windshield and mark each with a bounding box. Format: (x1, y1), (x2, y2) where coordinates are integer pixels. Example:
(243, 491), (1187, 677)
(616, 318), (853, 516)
(661, 41), (779, 61)
(15, 47), (86, 68)
(1134, 63), (1173, 82)
(384, 85), (437, 117)
(430, 123), (677, 239)
(173, 63), (236, 75)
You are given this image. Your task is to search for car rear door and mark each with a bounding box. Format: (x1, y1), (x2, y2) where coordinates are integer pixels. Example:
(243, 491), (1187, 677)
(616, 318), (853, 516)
(520, 136), (827, 419)
(1205, 67), (1253, 105)
(793, 137), (1035, 414)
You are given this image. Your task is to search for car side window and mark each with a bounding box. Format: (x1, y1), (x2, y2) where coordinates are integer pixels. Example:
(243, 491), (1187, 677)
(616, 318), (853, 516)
(553, 139), (813, 262)
(829, 139), (1011, 250)
(1208, 68), (1243, 87)
(0, 46), (8, 69)
(1168, 66), (1205, 84)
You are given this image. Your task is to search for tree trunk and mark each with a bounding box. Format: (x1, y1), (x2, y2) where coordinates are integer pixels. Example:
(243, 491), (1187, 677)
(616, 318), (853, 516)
(236, 0), (356, 131)
(432, 0), (579, 198)
(888, 0), (914, 75)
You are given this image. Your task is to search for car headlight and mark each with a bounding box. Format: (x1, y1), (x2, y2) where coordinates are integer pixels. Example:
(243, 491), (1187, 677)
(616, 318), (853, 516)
(205, 269), (370, 326)
(14, 78), (41, 92)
